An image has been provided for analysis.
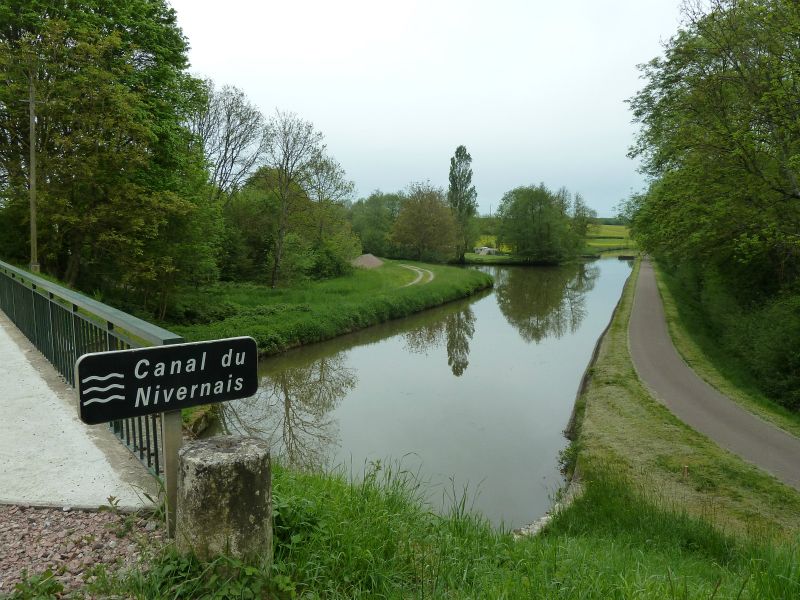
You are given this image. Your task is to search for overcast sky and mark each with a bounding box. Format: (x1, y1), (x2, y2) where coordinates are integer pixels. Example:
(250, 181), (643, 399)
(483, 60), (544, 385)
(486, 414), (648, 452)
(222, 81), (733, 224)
(168, 0), (683, 216)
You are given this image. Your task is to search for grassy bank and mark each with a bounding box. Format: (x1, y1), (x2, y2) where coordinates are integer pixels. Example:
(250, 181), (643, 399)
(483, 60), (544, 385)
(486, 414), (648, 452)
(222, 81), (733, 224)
(166, 260), (493, 356)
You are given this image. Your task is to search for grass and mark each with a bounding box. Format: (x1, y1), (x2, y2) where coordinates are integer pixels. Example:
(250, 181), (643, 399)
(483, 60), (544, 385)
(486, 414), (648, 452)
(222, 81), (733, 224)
(166, 260), (493, 357)
(463, 252), (532, 265)
(72, 458), (800, 599)
(583, 223), (637, 256)
(654, 264), (800, 438)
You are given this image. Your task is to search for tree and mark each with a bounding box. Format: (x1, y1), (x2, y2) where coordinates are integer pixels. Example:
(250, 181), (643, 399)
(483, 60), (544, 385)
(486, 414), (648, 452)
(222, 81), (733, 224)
(350, 190), (404, 257)
(306, 152), (355, 242)
(496, 184), (581, 263)
(189, 81), (268, 200)
(0, 0), (215, 311)
(261, 111), (324, 287)
(391, 183), (457, 261)
(447, 145), (478, 262)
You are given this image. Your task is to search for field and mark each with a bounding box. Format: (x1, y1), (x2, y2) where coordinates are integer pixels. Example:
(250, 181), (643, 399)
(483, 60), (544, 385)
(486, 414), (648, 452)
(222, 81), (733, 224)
(583, 223), (636, 255)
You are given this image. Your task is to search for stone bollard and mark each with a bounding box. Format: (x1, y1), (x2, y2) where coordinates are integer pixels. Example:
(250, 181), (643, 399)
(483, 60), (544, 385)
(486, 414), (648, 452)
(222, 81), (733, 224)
(175, 436), (272, 563)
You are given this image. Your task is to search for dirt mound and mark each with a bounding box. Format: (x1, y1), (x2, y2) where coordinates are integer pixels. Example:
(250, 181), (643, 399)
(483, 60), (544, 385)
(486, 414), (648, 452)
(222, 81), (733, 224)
(351, 254), (384, 269)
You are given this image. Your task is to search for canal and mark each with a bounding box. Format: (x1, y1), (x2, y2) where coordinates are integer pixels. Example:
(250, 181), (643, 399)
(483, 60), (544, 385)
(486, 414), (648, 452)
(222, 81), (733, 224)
(218, 258), (632, 529)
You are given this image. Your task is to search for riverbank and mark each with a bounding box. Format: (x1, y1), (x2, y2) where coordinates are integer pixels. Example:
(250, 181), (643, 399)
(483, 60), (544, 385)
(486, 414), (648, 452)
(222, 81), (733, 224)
(165, 260), (493, 357)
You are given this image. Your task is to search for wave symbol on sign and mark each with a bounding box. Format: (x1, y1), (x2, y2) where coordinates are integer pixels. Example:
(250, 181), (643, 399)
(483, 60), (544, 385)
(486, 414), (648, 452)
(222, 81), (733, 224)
(81, 373), (125, 407)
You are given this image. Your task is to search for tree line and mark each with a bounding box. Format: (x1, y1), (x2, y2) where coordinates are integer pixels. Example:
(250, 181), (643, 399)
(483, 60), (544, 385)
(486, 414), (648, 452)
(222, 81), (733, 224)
(627, 0), (800, 408)
(0, 0), (594, 321)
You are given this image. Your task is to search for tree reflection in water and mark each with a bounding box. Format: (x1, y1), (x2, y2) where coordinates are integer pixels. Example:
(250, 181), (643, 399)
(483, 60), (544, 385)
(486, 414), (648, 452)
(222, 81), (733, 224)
(221, 355), (356, 469)
(402, 305), (476, 377)
(493, 263), (600, 343)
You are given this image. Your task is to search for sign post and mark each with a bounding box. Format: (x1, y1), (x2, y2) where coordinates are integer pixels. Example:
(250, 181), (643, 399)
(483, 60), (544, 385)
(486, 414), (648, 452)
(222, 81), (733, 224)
(75, 336), (259, 536)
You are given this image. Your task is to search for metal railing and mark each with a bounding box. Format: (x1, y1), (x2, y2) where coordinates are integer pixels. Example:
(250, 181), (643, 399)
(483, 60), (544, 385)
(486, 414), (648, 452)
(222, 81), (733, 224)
(0, 260), (184, 477)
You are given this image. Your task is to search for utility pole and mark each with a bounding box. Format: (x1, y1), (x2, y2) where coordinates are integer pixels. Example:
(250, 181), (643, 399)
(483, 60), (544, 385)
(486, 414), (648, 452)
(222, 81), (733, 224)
(28, 73), (39, 273)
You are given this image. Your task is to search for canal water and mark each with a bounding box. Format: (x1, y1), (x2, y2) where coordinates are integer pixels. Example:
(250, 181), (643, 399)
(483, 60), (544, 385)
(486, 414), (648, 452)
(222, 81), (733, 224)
(219, 258), (632, 529)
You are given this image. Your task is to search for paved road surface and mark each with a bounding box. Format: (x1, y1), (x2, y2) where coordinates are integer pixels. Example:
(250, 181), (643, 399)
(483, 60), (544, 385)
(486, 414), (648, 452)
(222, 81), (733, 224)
(629, 259), (800, 490)
(0, 311), (156, 509)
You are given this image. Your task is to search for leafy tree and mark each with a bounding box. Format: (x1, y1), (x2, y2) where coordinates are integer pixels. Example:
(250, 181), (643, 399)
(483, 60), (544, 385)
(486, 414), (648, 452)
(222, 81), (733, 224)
(447, 145), (478, 262)
(496, 184), (581, 263)
(628, 0), (800, 406)
(0, 0), (216, 311)
(350, 190), (404, 257)
(391, 183), (457, 262)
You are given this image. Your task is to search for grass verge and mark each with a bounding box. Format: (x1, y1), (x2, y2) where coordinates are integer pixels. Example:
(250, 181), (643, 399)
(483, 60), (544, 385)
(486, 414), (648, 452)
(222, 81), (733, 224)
(654, 264), (800, 438)
(166, 260), (493, 356)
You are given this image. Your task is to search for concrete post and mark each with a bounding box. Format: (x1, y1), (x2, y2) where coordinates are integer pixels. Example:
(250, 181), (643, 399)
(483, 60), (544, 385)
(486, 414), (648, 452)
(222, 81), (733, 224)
(175, 436), (272, 562)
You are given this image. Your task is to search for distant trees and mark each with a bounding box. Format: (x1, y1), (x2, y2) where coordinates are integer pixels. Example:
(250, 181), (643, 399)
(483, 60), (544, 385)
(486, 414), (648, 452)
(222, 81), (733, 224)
(447, 145), (478, 263)
(391, 183), (457, 261)
(496, 184), (586, 263)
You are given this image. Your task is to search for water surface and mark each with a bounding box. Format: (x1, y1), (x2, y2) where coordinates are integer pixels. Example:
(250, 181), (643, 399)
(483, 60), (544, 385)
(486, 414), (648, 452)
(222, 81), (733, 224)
(220, 259), (632, 528)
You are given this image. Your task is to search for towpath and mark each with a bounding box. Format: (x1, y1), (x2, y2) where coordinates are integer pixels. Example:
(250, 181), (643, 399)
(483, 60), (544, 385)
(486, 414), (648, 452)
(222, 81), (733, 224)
(0, 312), (157, 510)
(629, 259), (800, 490)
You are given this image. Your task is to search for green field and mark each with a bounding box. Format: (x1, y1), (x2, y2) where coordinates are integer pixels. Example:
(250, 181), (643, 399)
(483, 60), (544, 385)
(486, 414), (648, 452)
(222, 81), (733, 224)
(583, 223), (636, 255)
(165, 260), (493, 356)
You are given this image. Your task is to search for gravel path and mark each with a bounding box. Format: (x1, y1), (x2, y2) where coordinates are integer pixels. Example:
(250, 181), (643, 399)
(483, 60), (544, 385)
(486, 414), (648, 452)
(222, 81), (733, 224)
(0, 504), (165, 596)
(629, 259), (800, 489)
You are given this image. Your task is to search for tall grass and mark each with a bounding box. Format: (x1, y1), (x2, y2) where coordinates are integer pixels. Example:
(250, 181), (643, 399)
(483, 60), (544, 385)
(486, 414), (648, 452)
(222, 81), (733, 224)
(77, 462), (800, 599)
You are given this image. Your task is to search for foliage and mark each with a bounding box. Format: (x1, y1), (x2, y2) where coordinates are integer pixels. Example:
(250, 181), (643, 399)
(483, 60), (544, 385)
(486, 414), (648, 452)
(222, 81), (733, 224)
(349, 190), (404, 257)
(447, 145), (479, 263)
(88, 459), (800, 599)
(0, 0), (218, 316)
(390, 182), (458, 262)
(496, 183), (584, 263)
(628, 0), (800, 407)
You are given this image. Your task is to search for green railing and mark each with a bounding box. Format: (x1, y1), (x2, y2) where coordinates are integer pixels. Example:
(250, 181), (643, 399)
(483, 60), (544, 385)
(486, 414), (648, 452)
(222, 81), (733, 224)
(0, 260), (183, 476)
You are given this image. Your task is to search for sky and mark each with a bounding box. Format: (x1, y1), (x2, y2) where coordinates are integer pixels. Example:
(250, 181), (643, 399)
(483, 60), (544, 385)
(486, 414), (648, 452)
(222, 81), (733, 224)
(168, 0), (683, 216)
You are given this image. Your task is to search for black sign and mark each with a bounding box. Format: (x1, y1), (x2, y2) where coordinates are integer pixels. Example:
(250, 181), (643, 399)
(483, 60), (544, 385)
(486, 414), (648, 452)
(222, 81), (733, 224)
(76, 337), (258, 425)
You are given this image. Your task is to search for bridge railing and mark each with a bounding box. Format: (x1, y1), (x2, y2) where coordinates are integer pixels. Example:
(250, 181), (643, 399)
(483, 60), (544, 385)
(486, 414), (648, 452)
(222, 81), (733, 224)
(0, 260), (184, 477)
